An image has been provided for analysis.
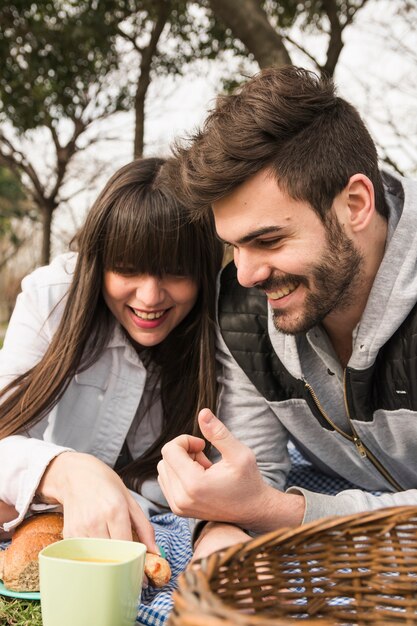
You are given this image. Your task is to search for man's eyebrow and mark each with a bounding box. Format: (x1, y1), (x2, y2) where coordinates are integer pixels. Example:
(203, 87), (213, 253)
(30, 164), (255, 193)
(236, 226), (284, 245)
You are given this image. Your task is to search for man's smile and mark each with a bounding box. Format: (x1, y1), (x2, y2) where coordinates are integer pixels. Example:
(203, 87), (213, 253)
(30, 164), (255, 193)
(265, 280), (300, 301)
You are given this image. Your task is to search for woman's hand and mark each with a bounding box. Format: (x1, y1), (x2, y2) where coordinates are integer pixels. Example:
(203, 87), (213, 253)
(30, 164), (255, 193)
(37, 451), (158, 553)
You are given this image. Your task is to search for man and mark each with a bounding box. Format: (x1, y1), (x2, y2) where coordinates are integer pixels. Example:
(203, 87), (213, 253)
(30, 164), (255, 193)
(157, 66), (417, 558)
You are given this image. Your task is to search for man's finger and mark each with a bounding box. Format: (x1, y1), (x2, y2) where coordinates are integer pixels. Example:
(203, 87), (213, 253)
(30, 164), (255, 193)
(157, 460), (193, 514)
(192, 450), (213, 469)
(161, 434), (205, 457)
(198, 409), (245, 461)
(160, 435), (210, 475)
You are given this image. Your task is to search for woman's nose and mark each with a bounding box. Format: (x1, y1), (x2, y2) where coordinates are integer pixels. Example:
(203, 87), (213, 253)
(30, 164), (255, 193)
(135, 275), (164, 306)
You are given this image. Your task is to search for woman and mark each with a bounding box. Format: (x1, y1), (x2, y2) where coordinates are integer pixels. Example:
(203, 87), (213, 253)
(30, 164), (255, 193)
(0, 157), (223, 551)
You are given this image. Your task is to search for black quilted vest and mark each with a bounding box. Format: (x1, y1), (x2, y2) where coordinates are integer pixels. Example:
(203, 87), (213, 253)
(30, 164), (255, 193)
(218, 261), (417, 428)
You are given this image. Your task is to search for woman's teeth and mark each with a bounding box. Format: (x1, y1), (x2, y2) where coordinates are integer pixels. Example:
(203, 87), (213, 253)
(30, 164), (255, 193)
(267, 282), (299, 300)
(132, 309), (165, 320)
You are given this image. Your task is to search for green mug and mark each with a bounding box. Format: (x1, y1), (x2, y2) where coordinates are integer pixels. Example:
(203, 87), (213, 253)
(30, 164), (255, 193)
(39, 537), (146, 626)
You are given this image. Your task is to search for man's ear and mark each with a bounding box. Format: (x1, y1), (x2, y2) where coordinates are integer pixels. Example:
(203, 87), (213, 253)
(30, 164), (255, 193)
(346, 173), (375, 233)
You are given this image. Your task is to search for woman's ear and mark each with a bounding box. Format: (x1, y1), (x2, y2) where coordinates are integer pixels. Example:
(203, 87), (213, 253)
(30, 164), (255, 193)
(346, 173), (375, 233)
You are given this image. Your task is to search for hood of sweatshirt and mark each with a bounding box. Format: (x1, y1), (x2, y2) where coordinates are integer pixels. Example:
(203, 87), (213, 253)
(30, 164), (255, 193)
(350, 171), (417, 370)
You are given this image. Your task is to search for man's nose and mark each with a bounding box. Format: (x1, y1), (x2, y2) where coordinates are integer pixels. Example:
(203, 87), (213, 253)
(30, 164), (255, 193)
(235, 249), (271, 288)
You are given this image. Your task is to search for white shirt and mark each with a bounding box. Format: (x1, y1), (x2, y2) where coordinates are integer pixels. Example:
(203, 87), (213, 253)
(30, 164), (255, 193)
(0, 253), (167, 531)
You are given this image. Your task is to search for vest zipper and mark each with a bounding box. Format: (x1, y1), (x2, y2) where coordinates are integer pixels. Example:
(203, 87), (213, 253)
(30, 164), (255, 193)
(304, 377), (404, 491)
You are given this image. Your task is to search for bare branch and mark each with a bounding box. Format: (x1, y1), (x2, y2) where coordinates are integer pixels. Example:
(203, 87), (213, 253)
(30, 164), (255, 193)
(283, 35), (323, 72)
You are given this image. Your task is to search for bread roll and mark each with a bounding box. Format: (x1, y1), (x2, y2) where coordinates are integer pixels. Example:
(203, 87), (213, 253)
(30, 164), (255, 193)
(0, 512), (63, 592)
(0, 511), (171, 591)
(132, 526), (171, 587)
(144, 552), (172, 588)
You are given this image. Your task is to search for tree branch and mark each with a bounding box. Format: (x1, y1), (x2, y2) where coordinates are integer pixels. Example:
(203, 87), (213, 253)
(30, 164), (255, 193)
(207, 0), (292, 68)
(321, 0), (344, 77)
(134, 0), (171, 157)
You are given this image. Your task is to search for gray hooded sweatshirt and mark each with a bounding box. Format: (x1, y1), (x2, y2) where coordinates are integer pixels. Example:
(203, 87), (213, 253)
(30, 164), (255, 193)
(215, 171), (417, 523)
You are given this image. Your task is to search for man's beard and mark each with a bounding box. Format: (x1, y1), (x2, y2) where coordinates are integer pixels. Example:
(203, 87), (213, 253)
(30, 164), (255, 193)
(259, 213), (364, 335)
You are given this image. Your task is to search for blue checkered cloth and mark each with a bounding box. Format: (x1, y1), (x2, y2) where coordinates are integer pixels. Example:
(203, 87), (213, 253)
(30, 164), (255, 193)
(138, 514), (192, 626)
(0, 446), (367, 625)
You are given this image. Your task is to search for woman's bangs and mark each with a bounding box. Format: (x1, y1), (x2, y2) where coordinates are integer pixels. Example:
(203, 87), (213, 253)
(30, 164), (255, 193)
(102, 192), (201, 281)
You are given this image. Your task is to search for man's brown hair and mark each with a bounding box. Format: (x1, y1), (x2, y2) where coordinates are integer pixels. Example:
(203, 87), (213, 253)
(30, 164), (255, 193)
(171, 65), (387, 220)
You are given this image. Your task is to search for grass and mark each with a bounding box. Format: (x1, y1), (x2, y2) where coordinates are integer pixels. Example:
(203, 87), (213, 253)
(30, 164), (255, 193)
(0, 597), (42, 625)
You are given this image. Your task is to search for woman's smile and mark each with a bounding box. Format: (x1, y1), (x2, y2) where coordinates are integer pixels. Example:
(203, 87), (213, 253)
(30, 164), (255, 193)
(128, 306), (170, 328)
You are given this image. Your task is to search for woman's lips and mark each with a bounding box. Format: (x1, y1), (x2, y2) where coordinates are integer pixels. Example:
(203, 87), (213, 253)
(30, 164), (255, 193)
(128, 306), (170, 328)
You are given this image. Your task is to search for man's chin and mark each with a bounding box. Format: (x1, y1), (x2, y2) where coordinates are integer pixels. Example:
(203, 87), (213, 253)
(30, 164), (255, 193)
(272, 312), (315, 336)
(272, 315), (299, 335)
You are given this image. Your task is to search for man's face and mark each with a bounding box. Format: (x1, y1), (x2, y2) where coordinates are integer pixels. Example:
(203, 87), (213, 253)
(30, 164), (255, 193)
(213, 169), (364, 335)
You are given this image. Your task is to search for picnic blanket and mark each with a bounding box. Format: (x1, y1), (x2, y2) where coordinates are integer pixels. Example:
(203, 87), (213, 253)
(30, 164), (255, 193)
(0, 446), (361, 625)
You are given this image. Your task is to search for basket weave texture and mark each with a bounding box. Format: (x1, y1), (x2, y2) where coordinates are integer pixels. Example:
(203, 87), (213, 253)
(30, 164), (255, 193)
(169, 506), (417, 625)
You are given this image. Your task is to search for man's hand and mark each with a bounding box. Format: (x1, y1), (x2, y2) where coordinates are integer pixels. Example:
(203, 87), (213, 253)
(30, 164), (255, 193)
(157, 409), (305, 533)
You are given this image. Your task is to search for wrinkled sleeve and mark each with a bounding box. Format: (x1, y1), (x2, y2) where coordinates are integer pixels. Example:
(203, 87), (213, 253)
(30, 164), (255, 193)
(215, 324), (291, 491)
(287, 486), (417, 523)
(0, 435), (72, 531)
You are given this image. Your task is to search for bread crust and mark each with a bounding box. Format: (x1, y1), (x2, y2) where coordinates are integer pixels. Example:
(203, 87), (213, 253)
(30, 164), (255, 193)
(13, 512), (63, 541)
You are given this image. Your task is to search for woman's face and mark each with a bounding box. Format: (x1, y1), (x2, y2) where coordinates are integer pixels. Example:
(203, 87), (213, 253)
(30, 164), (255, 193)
(103, 271), (199, 348)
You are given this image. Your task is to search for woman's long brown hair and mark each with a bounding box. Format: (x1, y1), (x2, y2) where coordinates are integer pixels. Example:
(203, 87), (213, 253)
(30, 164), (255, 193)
(0, 157), (223, 492)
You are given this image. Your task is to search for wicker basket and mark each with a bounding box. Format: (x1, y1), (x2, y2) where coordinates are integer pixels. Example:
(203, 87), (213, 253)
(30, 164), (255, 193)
(170, 506), (417, 625)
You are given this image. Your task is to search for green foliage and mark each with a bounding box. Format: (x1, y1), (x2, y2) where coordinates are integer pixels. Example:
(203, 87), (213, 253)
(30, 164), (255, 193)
(0, 0), (247, 134)
(0, 1), (133, 132)
(0, 166), (35, 243)
(156, 0), (246, 72)
(108, 0), (246, 78)
(0, 167), (25, 209)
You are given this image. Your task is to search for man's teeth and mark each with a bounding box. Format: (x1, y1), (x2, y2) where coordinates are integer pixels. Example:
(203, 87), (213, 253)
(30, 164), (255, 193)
(132, 309), (165, 320)
(267, 282), (298, 300)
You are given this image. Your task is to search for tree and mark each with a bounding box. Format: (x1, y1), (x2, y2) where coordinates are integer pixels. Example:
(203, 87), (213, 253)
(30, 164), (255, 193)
(204, 0), (371, 76)
(0, 1), (248, 261)
(0, 1), (133, 264)
(205, 0), (291, 69)
(110, 0), (246, 157)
